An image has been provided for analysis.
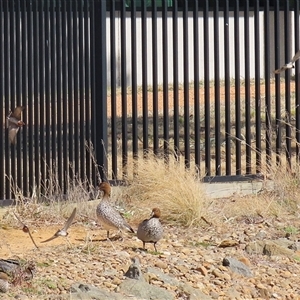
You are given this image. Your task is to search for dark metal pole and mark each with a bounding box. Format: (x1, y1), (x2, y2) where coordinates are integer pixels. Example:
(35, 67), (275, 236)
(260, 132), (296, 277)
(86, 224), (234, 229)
(92, 0), (108, 182)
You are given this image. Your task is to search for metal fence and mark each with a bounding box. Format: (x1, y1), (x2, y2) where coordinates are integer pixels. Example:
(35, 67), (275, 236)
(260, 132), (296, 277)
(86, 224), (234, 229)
(0, 0), (300, 202)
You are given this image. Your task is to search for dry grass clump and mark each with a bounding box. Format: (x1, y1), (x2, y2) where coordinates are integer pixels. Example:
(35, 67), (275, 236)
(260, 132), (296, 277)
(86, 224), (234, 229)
(3, 177), (99, 228)
(267, 162), (300, 214)
(120, 153), (211, 227)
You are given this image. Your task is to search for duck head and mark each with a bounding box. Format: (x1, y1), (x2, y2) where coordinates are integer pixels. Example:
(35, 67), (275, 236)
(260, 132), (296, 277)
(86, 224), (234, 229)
(99, 182), (111, 197)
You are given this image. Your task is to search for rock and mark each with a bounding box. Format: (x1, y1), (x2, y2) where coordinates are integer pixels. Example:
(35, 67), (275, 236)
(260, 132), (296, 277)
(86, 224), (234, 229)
(256, 283), (270, 298)
(245, 240), (295, 257)
(154, 261), (168, 270)
(119, 278), (174, 300)
(124, 257), (144, 281)
(218, 239), (239, 248)
(70, 283), (130, 300)
(146, 267), (179, 286)
(245, 241), (265, 255)
(288, 242), (300, 251)
(222, 257), (253, 277)
(211, 268), (231, 280)
(0, 279), (9, 293)
(238, 256), (251, 267)
(263, 241), (294, 257)
(145, 267), (211, 299)
(225, 287), (241, 299)
(176, 283), (212, 300)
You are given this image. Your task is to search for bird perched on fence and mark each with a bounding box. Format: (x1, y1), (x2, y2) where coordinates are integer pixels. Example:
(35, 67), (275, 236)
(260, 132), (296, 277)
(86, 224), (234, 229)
(96, 182), (134, 240)
(6, 106), (25, 145)
(41, 208), (77, 244)
(274, 50), (300, 74)
(137, 207), (163, 252)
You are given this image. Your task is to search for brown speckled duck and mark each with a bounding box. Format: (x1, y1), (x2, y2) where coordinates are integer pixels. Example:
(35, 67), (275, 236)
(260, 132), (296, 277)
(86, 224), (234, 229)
(137, 208), (163, 252)
(96, 182), (134, 239)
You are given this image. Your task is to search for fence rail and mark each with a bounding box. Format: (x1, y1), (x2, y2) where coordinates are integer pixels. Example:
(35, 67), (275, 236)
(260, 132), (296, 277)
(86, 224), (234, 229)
(0, 0), (300, 203)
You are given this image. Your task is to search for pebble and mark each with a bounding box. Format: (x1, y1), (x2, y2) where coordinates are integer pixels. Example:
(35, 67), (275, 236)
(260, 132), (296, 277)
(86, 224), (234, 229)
(155, 261), (168, 269)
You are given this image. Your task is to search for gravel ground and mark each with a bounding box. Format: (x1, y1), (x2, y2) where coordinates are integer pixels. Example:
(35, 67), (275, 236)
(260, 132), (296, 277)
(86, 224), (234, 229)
(1, 207), (300, 299)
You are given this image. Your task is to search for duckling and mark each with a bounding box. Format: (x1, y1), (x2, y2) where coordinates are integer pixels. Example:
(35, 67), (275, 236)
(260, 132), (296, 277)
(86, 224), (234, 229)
(96, 182), (134, 239)
(137, 208), (163, 252)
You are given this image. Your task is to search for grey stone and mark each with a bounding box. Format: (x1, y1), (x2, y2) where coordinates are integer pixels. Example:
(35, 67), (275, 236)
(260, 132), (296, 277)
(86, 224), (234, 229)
(146, 267), (179, 285)
(245, 240), (265, 255)
(146, 267), (212, 300)
(119, 278), (174, 300)
(70, 283), (127, 300)
(288, 242), (300, 251)
(263, 241), (294, 257)
(245, 240), (295, 257)
(124, 257), (145, 281)
(222, 257), (253, 277)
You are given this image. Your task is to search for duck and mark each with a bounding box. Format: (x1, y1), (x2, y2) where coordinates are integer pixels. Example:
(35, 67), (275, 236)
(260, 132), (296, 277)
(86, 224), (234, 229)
(96, 182), (134, 239)
(137, 208), (163, 252)
(7, 106), (25, 145)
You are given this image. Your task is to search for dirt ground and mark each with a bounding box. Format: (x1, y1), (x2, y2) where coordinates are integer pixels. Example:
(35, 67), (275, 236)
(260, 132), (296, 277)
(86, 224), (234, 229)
(107, 80), (296, 116)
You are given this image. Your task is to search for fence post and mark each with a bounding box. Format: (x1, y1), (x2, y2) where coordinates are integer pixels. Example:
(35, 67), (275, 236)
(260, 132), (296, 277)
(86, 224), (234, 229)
(92, 0), (108, 183)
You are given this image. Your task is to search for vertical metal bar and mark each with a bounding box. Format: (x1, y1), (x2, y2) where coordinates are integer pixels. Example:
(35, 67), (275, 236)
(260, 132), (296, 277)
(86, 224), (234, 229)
(173, 0), (179, 159)
(78, 0), (85, 182)
(204, 0), (210, 176)
(62, 0), (69, 192)
(295, 0), (300, 162)
(33, 0), (40, 192)
(39, 0), (46, 191)
(15, 0), (23, 191)
(264, 0), (271, 169)
(84, 0), (91, 183)
(73, 0), (79, 178)
(4, 0), (11, 198)
(141, 0), (148, 156)
(110, 0), (117, 179)
(27, 0), (34, 196)
(10, 0), (16, 190)
(224, 0), (231, 175)
(284, 0), (291, 169)
(162, 0), (169, 159)
(3, 1), (12, 199)
(274, 0), (281, 166)
(50, 0), (57, 190)
(193, 0), (200, 173)
(234, 0), (241, 175)
(45, 0), (51, 188)
(131, 1), (138, 167)
(67, 0), (74, 183)
(244, 0), (251, 174)
(56, 0), (63, 189)
(21, 0), (28, 196)
(0, 0), (4, 199)
(214, 0), (220, 175)
(183, 0), (189, 168)
(120, 0), (128, 176)
(152, 0), (159, 155)
(4, 0), (10, 199)
(254, 0), (261, 173)
(92, 0), (108, 182)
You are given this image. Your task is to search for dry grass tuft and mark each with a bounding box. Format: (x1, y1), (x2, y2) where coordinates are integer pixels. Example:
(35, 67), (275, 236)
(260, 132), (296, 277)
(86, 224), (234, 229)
(267, 161), (300, 214)
(3, 175), (99, 228)
(120, 152), (210, 227)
